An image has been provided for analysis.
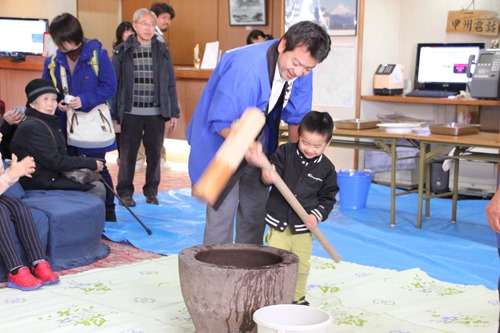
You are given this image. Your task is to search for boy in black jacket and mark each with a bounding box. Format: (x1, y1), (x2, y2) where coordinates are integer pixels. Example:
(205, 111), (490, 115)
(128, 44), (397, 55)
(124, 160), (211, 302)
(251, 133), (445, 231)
(247, 111), (338, 305)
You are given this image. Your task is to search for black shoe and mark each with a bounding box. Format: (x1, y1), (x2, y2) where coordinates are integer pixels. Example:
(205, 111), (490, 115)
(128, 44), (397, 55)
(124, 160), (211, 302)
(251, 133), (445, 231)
(146, 195), (159, 205)
(292, 297), (310, 306)
(105, 211), (117, 222)
(119, 196), (136, 207)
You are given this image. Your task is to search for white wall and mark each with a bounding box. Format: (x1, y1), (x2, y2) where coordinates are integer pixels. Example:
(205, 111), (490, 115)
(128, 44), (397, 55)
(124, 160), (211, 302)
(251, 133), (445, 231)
(363, 0), (499, 121)
(396, 0), (498, 87)
(313, 37), (359, 171)
(317, 0), (402, 171)
(362, 0), (401, 95)
(363, 0), (499, 98)
(328, 0), (500, 170)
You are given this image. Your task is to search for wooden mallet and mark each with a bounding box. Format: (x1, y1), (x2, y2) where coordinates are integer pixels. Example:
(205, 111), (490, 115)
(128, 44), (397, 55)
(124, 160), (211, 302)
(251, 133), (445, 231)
(259, 158), (341, 263)
(192, 107), (266, 205)
(193, 107), (341, 262)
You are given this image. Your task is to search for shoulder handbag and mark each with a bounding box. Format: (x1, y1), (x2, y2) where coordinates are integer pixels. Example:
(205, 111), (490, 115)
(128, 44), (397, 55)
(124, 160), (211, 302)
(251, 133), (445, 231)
(62, 168), (101, 184)
(60, 65), (115, 149)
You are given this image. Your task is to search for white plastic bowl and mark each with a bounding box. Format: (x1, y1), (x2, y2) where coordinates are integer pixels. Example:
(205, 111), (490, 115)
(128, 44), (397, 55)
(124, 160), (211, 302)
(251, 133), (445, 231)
(253, 304), (332, 333)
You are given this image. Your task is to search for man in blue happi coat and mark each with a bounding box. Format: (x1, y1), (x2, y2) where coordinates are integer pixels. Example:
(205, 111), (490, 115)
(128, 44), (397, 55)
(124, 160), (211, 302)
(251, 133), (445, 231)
(187, 21), (331, 245)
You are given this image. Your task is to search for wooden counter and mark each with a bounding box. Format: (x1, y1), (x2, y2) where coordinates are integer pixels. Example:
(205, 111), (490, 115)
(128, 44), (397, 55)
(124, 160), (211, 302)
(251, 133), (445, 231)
(361, 95), (500, 106)
(0, 55), (45, 109)
(406, 130), (500, 146)
(0, 55), (45, 71)
(175, 67), (213, 80)
(0, 60), (211, 140)
(333, 127), (408, 139)
(361, 95), (500, 132)
(170, 66), (212, 140)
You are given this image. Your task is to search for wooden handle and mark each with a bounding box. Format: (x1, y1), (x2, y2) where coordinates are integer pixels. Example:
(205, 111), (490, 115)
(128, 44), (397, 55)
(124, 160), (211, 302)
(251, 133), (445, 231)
(262, 159), (341, 263)
(193, 108), (266, 206)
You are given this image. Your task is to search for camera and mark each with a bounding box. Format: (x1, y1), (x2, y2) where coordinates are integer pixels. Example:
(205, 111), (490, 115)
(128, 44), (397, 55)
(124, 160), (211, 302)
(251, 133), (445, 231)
(14, 106), (26, 115)
(64, 95), (74, 105)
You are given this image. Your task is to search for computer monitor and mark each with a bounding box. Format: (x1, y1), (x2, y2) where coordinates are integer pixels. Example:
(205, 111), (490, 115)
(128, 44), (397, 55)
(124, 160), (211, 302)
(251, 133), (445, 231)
(414, 43), (484, 92)
(0, 17), (48, 58)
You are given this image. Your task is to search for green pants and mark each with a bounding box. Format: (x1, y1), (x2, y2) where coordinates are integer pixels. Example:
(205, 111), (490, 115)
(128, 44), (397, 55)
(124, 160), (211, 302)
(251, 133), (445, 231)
(265, 227), (312, 302)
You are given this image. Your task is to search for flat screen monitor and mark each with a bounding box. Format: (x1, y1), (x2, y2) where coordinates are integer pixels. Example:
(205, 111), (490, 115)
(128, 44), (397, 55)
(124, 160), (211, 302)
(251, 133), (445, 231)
(414, 43), (484, 92)
(0, 17), (48, 57)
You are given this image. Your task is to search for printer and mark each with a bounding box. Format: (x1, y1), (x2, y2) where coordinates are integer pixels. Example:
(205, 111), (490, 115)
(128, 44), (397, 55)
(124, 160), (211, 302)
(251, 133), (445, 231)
(373, 64), (405, 96)
(470, 49), (500, 100)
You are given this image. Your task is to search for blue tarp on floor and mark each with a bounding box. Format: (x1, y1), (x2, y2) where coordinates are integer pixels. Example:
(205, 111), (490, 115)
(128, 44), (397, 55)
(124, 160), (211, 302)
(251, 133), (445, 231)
(103, 184), (499, 290)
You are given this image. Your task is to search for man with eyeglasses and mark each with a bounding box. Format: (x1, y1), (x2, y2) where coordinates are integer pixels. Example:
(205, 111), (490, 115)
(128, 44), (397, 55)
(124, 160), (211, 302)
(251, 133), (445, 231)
(111, 8), (179, 207)
(130, 2), (177, 173)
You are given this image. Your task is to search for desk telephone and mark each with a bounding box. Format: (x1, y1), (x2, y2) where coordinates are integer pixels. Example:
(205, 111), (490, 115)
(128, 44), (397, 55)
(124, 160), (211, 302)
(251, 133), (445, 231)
(469, 49), (500, 99)
(373, 64), (404, 96)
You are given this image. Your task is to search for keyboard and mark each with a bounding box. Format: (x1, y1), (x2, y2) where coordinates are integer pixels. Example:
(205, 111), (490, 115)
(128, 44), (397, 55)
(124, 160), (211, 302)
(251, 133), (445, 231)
(405, 90), (457, 98)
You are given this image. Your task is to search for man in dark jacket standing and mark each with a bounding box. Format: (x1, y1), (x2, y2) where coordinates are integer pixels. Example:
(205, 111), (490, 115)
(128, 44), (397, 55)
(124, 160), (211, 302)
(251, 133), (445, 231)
(112, 8), (180, 207)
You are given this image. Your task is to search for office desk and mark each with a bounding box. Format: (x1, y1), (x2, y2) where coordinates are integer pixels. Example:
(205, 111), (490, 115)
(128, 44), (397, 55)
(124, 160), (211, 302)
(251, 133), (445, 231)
(405, 131), (500, 228)
(331, 128), (500, 228)
(331, 128), (418, 226)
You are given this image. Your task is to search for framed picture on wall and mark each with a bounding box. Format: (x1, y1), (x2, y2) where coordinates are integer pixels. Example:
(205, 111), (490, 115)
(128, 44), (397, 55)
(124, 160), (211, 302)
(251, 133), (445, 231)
(285, 0), (357, 36)
(229, 0), (267, 26)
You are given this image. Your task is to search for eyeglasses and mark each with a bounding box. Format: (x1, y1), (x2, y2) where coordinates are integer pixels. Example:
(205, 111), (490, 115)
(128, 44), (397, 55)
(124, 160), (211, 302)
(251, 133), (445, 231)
(137, 21), (155, 28)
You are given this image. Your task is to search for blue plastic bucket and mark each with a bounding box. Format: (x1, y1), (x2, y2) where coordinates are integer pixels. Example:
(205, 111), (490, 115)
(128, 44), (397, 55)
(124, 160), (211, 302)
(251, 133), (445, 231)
(337, 170), (372, 210)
